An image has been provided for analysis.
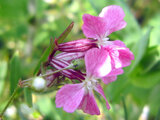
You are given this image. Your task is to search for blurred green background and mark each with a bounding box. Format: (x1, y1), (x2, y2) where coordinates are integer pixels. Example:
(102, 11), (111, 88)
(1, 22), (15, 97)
(0, 0), (160, 120)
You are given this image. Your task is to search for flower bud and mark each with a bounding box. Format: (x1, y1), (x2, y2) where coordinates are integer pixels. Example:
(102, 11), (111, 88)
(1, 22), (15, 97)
(32, 77), (46, 92)
(55, 52), (85, 62)
(57, 39), (98, 52)
(50, 58), (85, 82)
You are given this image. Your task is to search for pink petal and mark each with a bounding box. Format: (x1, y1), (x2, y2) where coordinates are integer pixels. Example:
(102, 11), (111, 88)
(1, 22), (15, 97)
(78, 91), (100, 115)
(55, 84), (85, 113)
(112, 40), (126, 47)
(108, 68), (124, 76)
(102, 68), (123, 84)
(99, 5), (127, 36)
(102, 76), (117, 84)
(104, 41), (134, 68)
(94, 84), (110, 110)
(85, 48), (112, 78)
(118, 48), (134, 67)
(82, 14), (108, 39)
(109, 48), (122, 69)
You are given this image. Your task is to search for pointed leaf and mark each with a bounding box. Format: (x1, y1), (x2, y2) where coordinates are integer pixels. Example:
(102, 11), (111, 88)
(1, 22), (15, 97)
(24, 88), (33, 107)
(9, 51), (21, 95)
(129, 27), (152, 73)
(0, 61), (7, 96)
(33, 22), (74, 75)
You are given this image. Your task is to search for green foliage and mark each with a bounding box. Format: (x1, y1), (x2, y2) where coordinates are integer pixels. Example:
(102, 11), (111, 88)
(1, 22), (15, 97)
(9, 51), (21, 95)
(0, 61), (7, 96)
(24, 88), (33, 107)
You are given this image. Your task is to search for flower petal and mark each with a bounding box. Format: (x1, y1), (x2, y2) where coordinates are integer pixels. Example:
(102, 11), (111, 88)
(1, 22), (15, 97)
(118, 48), (134, 67)
(108, 68), (124, 76)
(112, 40), (126, 47)
(99, 5), (127, 36)
(94, 84), (110, 109)
(102, 76), (117, 84)
(82, 14), (108, 39)
(85, 48), (112, 78)
(78, 91), (100, 115)
(104, 41), (134, 68)
(55, 84), (85, 113)
(109, 48), (122, 69)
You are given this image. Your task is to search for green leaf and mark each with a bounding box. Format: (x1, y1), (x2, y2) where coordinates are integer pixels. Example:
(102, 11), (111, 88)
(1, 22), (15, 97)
(33, 22), (74, 75)
(129, 46), (160, 88)
(129, 27), (152, 73)
(0, 61), (7, 96)
(140, 46), (160, 73)
(130, 65), (160, 88)
(50, 22), (74, 54)
(24, 88), (33, 107)
(9, 51), (21, 95)
(149, 84), (160, 115)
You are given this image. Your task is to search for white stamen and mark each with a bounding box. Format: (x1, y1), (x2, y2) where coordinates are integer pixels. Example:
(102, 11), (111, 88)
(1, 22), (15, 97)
(83, 77), (98, 92)
(97, 37), (112, 48)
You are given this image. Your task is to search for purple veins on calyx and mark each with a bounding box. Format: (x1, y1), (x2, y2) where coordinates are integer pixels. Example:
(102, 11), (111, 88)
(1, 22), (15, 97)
(57, 39), (98, 52)
(50, 58), (85, 82)
(55, 52), (85, 62)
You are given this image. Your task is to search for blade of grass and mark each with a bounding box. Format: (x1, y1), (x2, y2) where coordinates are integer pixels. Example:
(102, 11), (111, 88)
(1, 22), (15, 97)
(122, 96), (128, 120)
(9, 51), (21, 95)
(0, 61), (7, 96)
(24, 88), (33, 107)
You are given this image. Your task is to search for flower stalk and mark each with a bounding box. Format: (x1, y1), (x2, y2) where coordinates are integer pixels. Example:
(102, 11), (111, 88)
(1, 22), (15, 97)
(0, 86), (19, 118)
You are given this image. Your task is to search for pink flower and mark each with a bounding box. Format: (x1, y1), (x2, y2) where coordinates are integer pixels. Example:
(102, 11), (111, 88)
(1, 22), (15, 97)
(82, 5), (126, 47)
(82, 5), (134, 76)
(55, 48), (111, 115)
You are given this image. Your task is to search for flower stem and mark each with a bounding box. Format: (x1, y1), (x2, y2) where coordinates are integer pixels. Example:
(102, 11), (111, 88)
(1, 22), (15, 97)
(40, 65), (72, 77)
(19, 65), (73, 87)
(0, 86), (19, 118)
(122, 96), (128, 120)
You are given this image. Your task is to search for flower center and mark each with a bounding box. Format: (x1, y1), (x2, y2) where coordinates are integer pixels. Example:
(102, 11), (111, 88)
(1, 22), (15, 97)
(83, 77), (97, 93)
(97, 37), (113, 48)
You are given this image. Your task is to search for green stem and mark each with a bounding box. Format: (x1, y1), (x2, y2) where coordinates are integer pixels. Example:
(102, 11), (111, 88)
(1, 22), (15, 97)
(40, 65), (73, 77)
(155, 107), (160, 120)
(19, 65), (74, 87)
(122, 96), (128, 120)
(0, 86), (19, 118)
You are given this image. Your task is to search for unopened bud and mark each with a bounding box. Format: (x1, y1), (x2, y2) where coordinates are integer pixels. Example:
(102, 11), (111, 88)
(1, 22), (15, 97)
(32, 77), (46, 92)
(57, 39), (98, 52)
